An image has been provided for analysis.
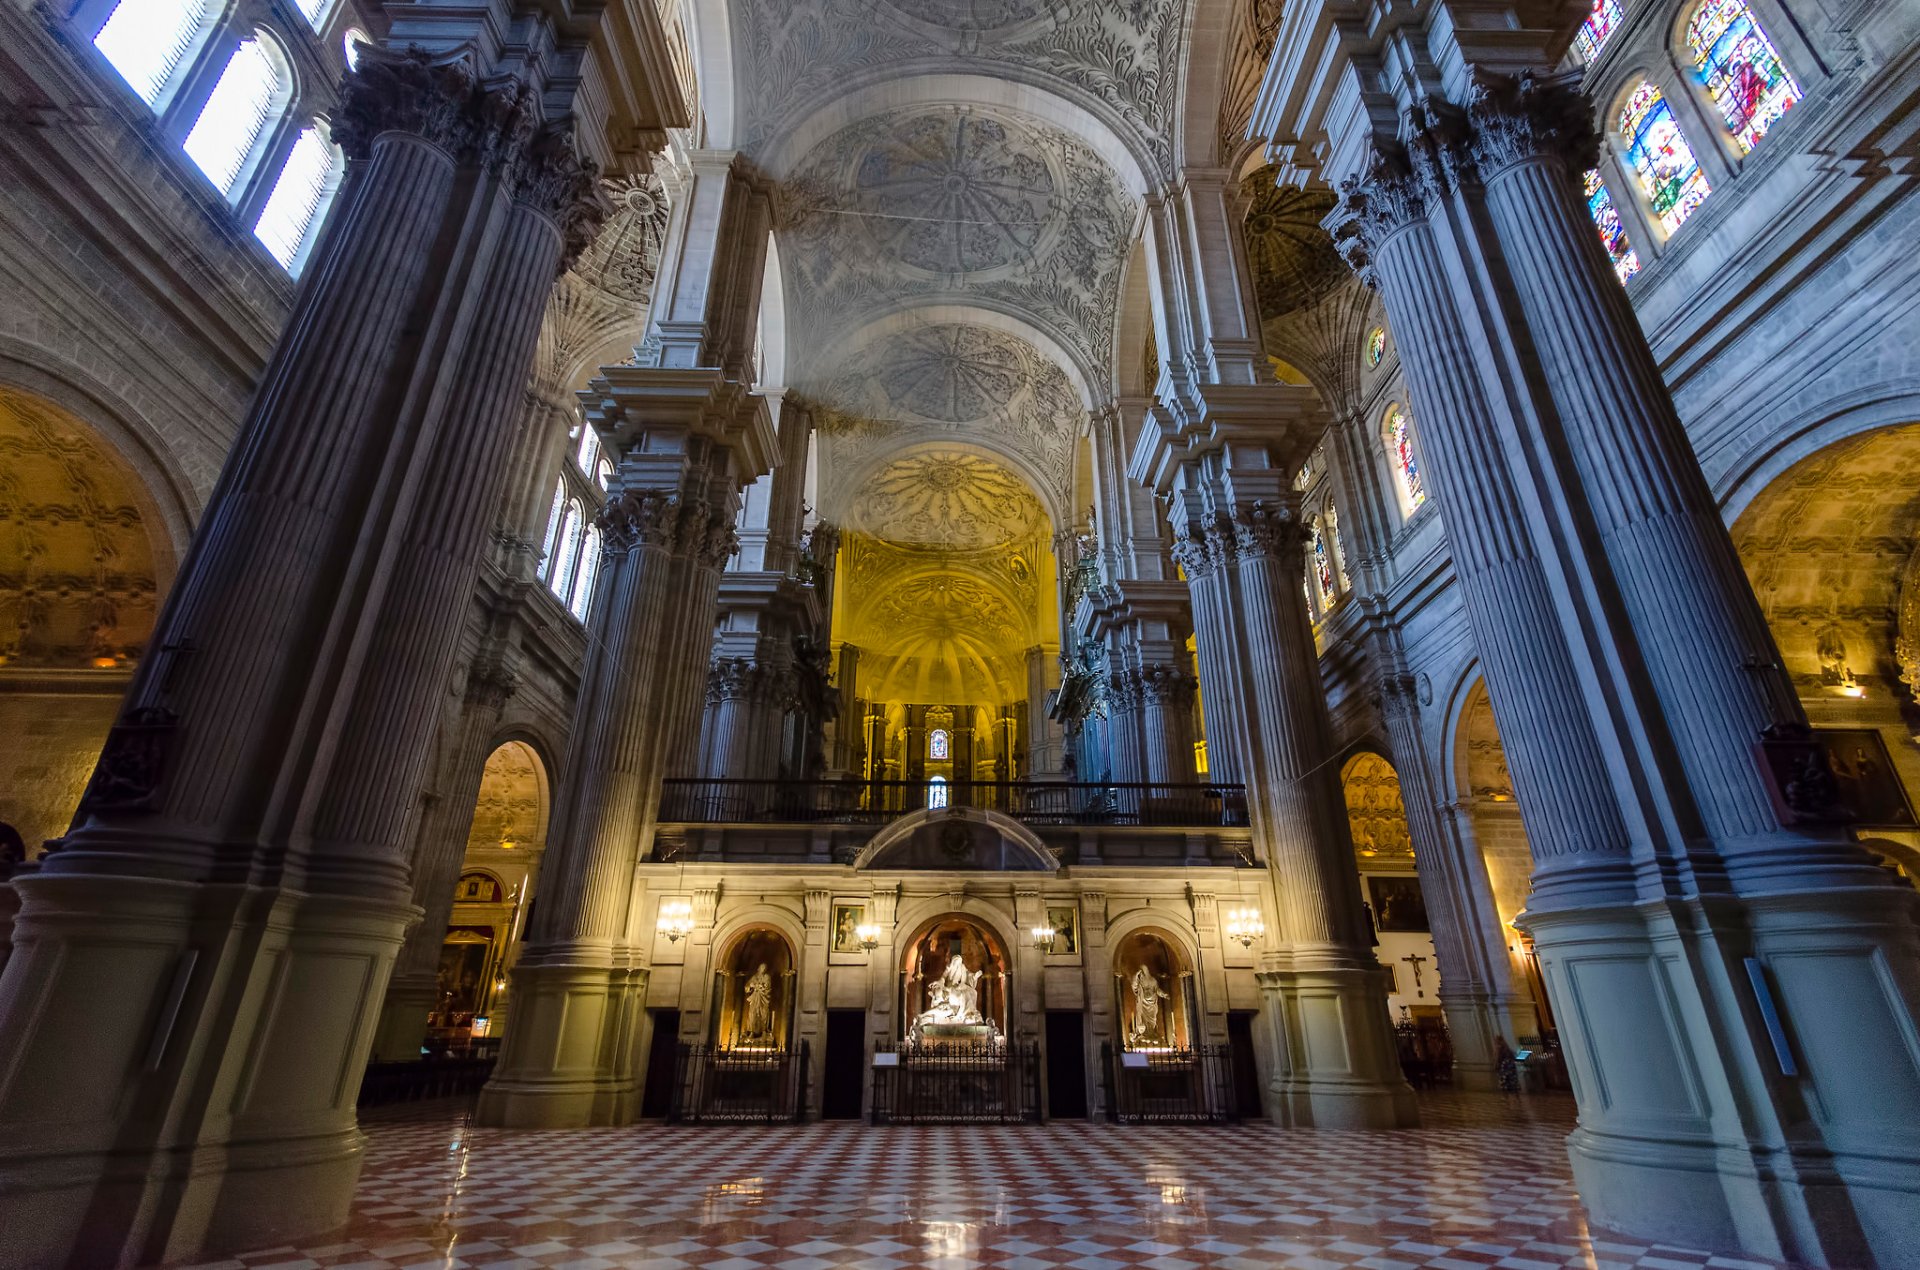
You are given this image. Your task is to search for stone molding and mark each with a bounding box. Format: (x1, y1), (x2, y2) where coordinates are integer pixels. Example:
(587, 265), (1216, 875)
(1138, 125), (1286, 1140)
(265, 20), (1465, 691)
(1170, 502), (1310, 579)
(335, 47), (608, 268)
(597, 490), (739, 567)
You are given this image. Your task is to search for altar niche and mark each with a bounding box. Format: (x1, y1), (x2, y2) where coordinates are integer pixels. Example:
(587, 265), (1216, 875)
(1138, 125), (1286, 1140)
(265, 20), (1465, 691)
(712, 927), (796, 1051)
(900, 915), (1009, 1047)
(1112, 929), (1194, 1052)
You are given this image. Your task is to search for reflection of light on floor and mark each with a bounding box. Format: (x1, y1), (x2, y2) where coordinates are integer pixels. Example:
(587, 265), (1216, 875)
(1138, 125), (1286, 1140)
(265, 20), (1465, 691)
(703, 1175), (766, 1222)
(1161, 1184), (1186, 1204)
(922, 1219), (976, 1257)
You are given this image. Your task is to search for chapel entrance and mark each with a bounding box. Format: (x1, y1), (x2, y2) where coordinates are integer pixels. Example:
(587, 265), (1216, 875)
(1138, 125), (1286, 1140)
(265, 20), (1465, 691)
(669, 927), (806, 1122)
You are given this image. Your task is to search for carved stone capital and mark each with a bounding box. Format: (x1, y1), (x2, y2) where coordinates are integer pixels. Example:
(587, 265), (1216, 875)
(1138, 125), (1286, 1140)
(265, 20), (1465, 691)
(1465, 72), (1598, 180)
(1106, 666), (1140, 712)
(335, 47), (607, 271)
(1136, 663), (1197, 708)
(1324, 100), (1470, 285)
(464, 655), (519, 711)
(596, 490), (739, 569)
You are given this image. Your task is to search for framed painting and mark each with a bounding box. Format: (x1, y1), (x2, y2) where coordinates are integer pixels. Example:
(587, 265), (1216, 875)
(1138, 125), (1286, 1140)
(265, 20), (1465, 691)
(1368, 874), (1429, 933)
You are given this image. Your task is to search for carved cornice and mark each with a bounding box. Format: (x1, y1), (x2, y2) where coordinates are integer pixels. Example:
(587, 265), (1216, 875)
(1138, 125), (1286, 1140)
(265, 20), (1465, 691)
(335, 48), (608, 270)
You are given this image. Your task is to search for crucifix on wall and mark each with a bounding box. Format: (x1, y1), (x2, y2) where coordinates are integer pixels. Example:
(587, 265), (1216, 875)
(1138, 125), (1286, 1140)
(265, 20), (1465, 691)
(1401, 953), (1429, 998)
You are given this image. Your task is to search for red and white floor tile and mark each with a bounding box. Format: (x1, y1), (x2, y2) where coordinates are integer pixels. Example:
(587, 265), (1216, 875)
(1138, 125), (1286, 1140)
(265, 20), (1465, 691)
(167, 1094), (1797, 1270)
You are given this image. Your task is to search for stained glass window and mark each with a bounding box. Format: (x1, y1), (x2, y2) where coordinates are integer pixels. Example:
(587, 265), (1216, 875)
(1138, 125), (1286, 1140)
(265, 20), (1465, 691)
(1311, 519), (1337, 609)
(927, 774), (949, 809)
(1686, 0), (1800, 154)
(1619, 83), (1712, 233)
(1365, 327), (1386, 368)
(1582, 170), (1642, 282)
(1573, 0), (1624, 63)
(1385, 404), (1427, 515)
(929, 728), (950, 760)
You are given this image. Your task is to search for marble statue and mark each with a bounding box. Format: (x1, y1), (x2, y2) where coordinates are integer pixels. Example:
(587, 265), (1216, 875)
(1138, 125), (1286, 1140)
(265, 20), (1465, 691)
(1127, 965), (1171, 1048)
(742, 963), (775, 1043)
(916, 952), (984, 1028)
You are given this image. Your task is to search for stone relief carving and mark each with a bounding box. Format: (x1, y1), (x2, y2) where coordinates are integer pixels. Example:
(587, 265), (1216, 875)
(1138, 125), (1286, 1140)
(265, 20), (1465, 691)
(780, 107), (1133, 372)
(733, 0), (1183, 175)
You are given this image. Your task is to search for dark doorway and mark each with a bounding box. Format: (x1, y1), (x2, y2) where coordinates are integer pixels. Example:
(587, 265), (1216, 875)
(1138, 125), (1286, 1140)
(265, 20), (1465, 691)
(639, 1008), (680, 1119)
(1228, 1011), (1263, 1118)
(1045, 1010), (1088, 1120)
(821, 1009), (866, 1120)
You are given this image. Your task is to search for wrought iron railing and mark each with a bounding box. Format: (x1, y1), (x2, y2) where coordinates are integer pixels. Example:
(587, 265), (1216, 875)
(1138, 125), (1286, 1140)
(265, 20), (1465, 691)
(870, 1042), (1041, 1124)
(669, 1042), (809, 1123)
(1102, 1043), (1240, 1123)
(659, 779), (1248, 828)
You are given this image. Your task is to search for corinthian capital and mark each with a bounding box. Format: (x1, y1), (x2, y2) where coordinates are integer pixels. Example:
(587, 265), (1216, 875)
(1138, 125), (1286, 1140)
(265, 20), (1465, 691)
(509, 127), (610, 272)
(1465, 72), (1598, 179)
(1136, 663), (1197, 708)
(597, 489), (681, 553)
(1324, 100), (1469, 285)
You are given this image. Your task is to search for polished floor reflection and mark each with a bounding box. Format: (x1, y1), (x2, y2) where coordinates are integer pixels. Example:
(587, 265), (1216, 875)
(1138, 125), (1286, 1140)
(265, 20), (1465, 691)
(169, 1093), (1794, 1269)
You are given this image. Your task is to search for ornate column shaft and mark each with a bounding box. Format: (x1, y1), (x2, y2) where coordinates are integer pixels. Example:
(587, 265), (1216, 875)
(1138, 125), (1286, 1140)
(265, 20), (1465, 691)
(1104, 667), (1146, 784)
(1136, 663), (1197, 785)
(0, 46), (603, 1267)
(1322, 71), (1920, 1264)
(1168, 453), (1412, 1129)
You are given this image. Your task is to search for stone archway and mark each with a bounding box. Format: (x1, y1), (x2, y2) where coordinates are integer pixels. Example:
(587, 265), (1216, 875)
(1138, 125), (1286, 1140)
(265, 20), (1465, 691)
(0, 385), (176, 855)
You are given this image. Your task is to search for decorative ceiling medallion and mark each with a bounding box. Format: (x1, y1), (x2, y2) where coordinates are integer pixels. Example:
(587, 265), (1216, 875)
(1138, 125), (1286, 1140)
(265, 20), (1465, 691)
(572, 175), (670, 304)
(880, 324), (1026, 421)
(850, 448), (1048, 549)
(878, 0), (1053, 36)
(1239, 170), (1345, 321)
(851, 112), (1064, 283)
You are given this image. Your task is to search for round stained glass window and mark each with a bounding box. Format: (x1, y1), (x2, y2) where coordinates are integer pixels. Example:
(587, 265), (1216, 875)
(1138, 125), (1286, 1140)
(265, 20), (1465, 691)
(1365, 327), (1387, 368)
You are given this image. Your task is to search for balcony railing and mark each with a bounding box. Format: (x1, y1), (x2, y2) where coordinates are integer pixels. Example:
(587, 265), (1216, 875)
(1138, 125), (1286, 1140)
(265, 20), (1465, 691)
(657, 779), (1248, 828)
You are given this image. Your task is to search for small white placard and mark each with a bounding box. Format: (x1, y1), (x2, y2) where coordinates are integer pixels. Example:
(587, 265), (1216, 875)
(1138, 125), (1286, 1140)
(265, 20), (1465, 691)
(873, 1052), (900, 1067)
(1121, 1051), (1150, 1069)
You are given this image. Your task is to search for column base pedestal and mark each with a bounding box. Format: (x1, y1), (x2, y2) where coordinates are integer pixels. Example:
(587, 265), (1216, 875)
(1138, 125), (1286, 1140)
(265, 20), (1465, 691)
(1259, 960), (1418, 1129)
(474, 958), (648, 1129)
(0, 867), (415, 1269)
(1526, 887), (1920, 1269)
(370, 974), (438, 1061)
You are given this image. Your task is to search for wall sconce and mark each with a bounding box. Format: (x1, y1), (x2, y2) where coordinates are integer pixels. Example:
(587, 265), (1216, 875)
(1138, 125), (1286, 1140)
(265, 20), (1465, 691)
(1224, 907), (1265, 949)
(1030, 923), (1057, 954)
(855, 922), (881, 952)
(657, 898), (694, 943)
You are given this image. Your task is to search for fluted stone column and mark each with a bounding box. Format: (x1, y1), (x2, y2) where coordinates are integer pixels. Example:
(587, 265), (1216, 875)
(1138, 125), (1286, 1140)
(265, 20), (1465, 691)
(370, 659), (518, 1060)
(1162, 428), (1413, 1129)
(1137, 663), (1197, 785)
(1324, 74), (1920, 1266)
(478, 370), (772, 1128)
(1104, 667), (1146, 784)
(0, 46), (604, 1266)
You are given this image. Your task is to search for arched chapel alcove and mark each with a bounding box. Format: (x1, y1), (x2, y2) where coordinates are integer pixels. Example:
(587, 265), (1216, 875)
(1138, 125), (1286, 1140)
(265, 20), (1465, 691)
(1111, 928), (1193, 1052)
(712, 927), (797, 1050)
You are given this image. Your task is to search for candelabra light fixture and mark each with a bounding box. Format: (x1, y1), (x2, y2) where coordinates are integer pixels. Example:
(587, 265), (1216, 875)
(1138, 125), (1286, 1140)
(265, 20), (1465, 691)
(657, 898), (694, 943)
(1030, 923), (1057, 954)
(855, 922), (881, 952)
(1224, 906), (1265, 949)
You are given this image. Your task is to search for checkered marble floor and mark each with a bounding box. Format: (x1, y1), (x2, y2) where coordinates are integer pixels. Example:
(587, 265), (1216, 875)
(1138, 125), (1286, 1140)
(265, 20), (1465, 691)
(167, 1093), (1799, 1270)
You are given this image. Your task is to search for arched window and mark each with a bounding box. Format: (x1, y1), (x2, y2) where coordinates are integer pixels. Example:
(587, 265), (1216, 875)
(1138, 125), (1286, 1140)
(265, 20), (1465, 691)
(1686, 0), (1800, 154)
(928, 728), (950, 760)
(1325, 501), (1350, 592)
(927, 774), (949, 809)
(182, 36), (289, 198)
(568, 526), (601, 620)
(1302, 567), (1318, 621)
(342, 28), (368, 70)
(575, 423), (600, 473)
(548, 501), (584, 601)
(1384, 404), (1427, 516)
(1311, 518), (1337, 610)
(1573, 0), (1624, 62)
(1582, 170), (1641, 282)
(539, 478), (566, 560)
(292, 0), (335, 32)
(253, 124), (341, 273)
(92, 0), (212, 105)
(595, 456), (613, 491)
(1619, 82), (1712, 233)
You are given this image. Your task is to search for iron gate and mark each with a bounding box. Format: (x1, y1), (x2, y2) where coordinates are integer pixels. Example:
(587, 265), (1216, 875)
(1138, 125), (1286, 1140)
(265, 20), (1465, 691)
(668, 1042), (809, 1122)
(1103, 1043), (1239, 1123)
(870, 1042), (1041, 1124)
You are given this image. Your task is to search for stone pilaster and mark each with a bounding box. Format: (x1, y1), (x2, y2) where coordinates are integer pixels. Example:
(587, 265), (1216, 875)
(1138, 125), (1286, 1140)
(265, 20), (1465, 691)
(0, 45), (605, 1266)
(1161, 424), (1413, 1129)
(477, 368), (773, 1129)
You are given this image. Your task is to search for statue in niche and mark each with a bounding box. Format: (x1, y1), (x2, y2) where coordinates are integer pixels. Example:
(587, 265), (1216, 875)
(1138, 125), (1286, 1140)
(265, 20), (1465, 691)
(916, 951), (984, 1030)
(1127, 965), (1172, 1048)
(741, 964), (776, 1044)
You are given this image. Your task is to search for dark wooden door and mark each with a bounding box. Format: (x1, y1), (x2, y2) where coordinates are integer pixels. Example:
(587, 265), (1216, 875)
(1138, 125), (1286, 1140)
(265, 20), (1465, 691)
(639, 1008), (680, 1119)
(821, 1009), (866, 1119)
(1045, 1010), (1088, 1120)
(1228, 1010), (1264, 1118)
